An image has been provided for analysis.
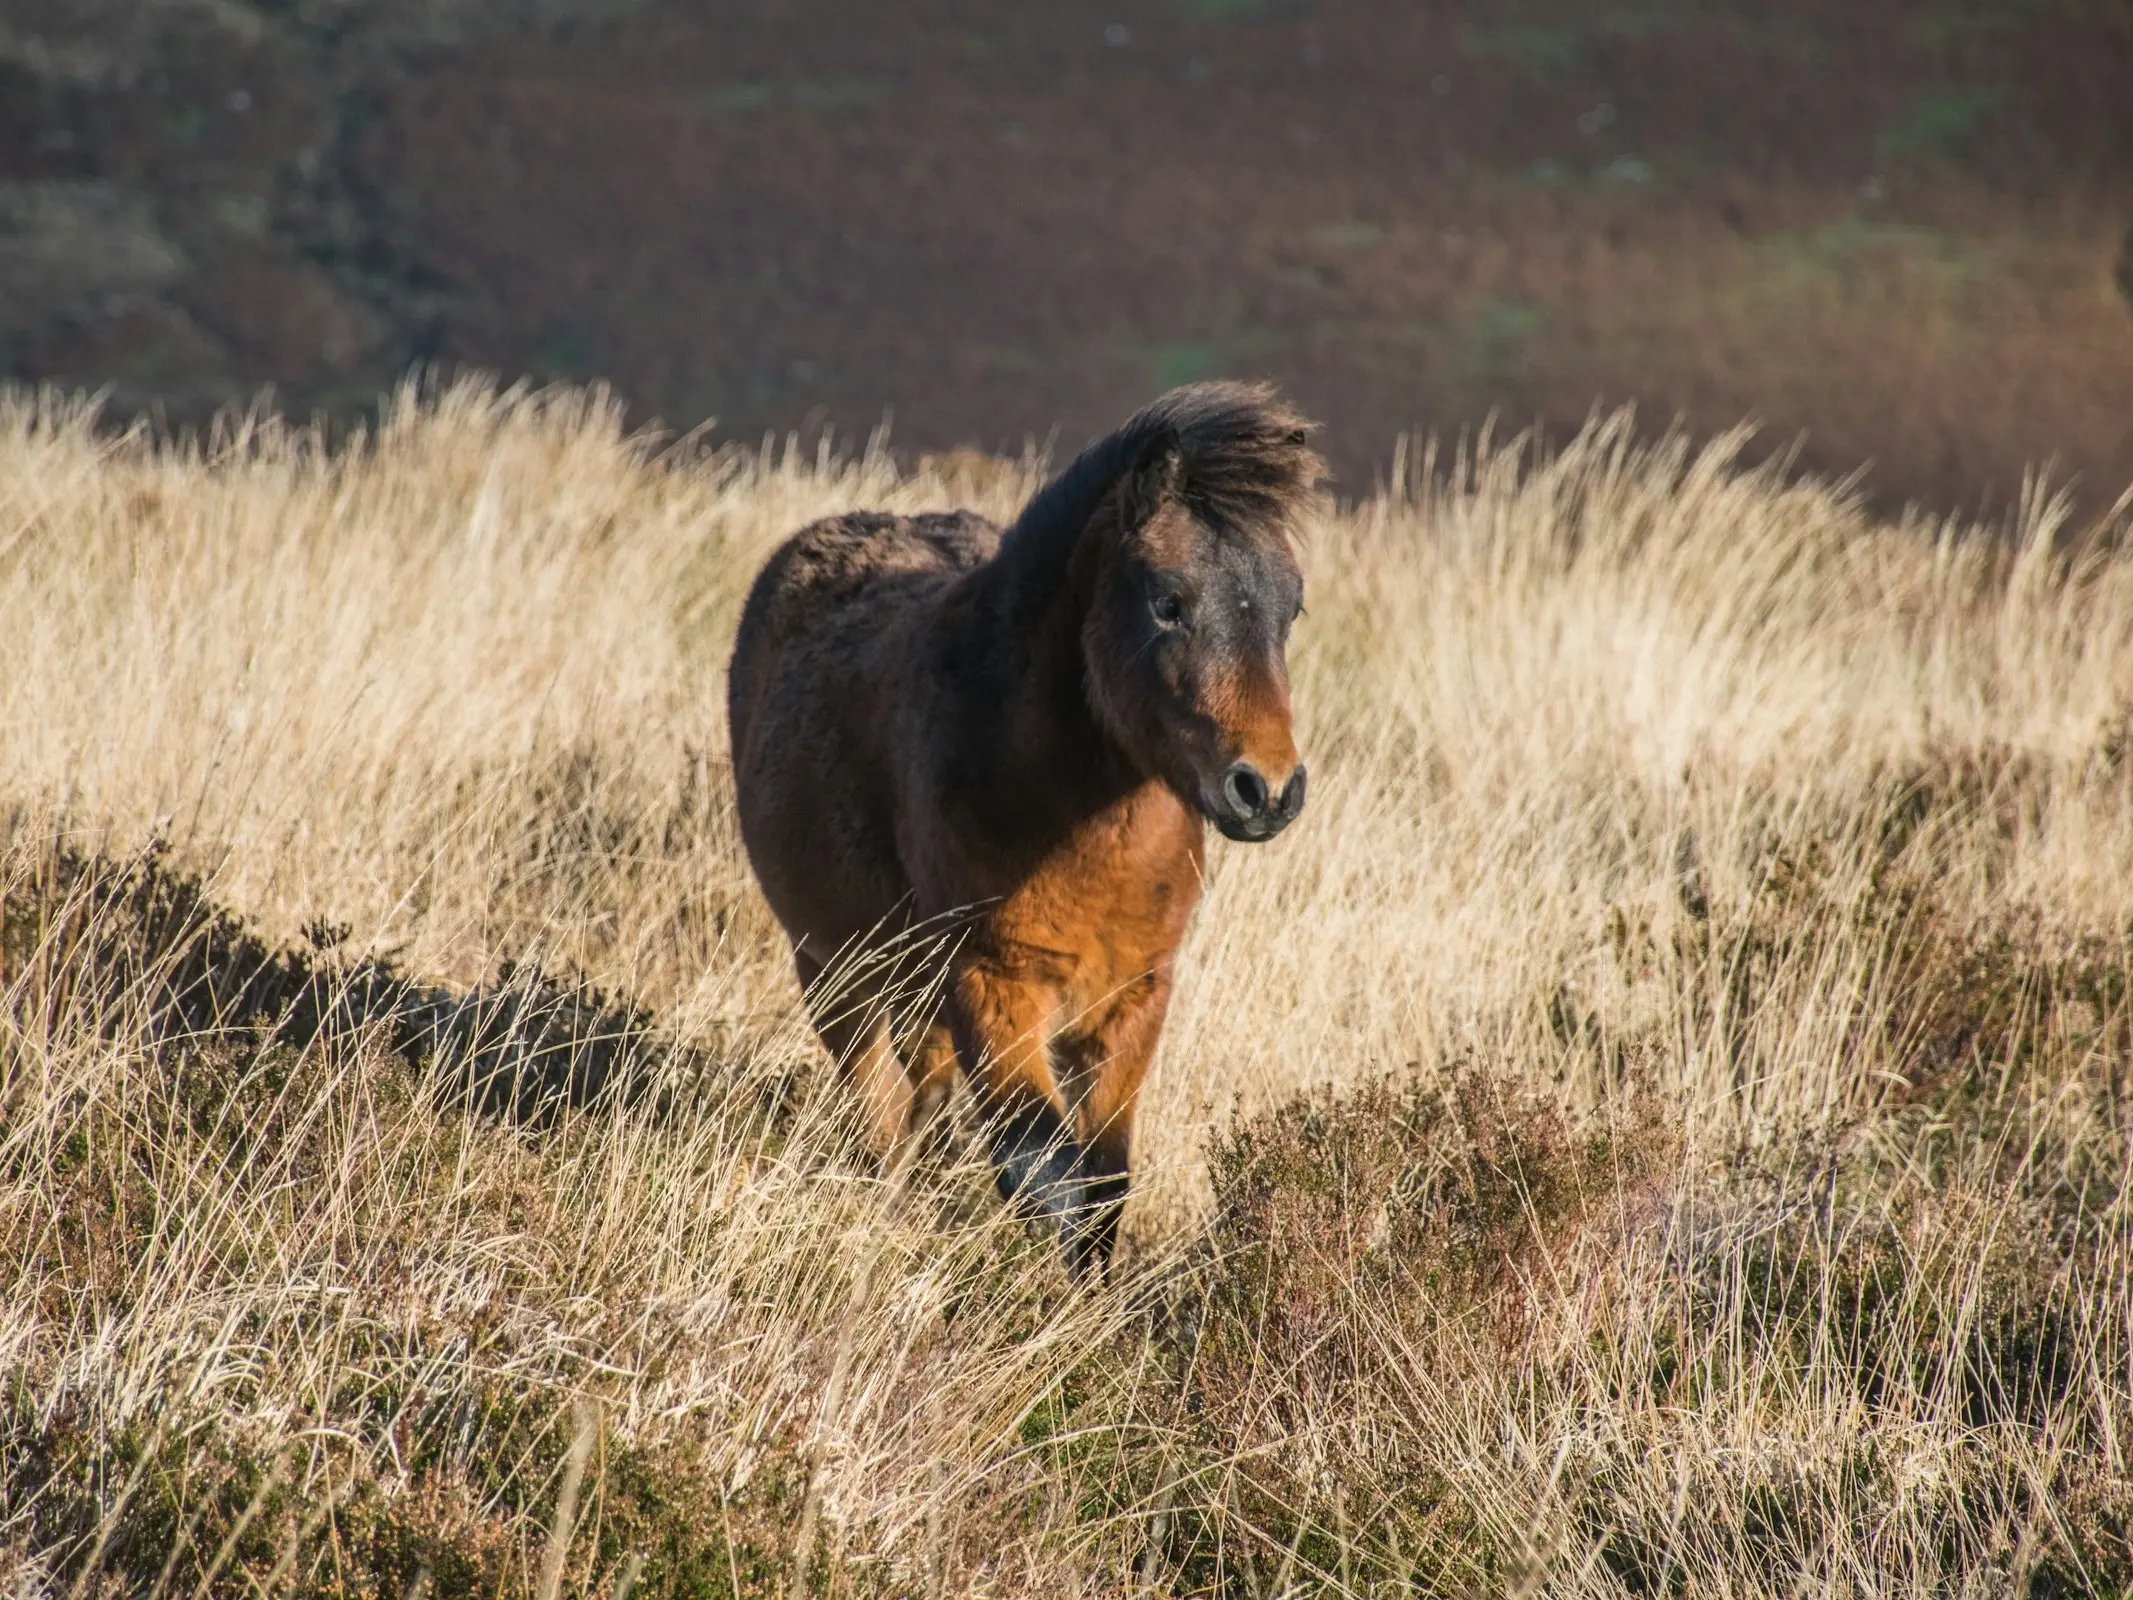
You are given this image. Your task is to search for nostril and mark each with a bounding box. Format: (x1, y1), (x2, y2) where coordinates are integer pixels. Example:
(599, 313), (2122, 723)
(1222, 764), (1269, 817)
(1277, 765), (1308, 817)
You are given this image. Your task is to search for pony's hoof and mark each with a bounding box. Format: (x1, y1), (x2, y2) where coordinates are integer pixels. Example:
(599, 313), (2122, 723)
(1061, 1229), (1103, 1284)
(1060, 1208), (1121, 1284)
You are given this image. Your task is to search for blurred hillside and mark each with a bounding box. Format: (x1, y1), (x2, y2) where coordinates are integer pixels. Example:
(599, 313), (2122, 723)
(3, 0), (2129, 510)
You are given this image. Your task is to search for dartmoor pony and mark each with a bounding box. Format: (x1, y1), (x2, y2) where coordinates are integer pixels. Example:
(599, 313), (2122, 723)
(727, 382), (1320, 1275)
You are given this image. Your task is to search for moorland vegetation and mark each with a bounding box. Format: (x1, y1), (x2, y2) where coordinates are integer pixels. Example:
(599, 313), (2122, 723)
(2, 380), (2131, 1596)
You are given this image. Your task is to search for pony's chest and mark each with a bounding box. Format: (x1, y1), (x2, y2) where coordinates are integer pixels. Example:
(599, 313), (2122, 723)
(987, 794), (1203, 995)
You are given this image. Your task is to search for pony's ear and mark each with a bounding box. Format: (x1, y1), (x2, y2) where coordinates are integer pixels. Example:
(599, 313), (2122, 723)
(1123, 433), (1185, 528)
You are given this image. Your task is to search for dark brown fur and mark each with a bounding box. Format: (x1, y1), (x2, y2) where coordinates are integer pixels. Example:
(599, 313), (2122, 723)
(727, 381), (1322, 1274)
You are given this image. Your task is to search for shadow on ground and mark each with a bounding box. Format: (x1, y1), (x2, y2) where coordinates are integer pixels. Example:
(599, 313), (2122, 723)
(0, 839), (786, 1128)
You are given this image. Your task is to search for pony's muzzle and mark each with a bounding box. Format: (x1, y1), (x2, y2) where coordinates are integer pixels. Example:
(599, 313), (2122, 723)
(1208, 761), (1306, 841)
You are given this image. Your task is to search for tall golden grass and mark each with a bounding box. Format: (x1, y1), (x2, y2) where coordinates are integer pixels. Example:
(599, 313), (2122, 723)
(2, 378), (2129, 1596)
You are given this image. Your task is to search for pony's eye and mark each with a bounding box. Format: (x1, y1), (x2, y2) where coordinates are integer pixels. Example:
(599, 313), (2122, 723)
(1151, 591), (1185, 627)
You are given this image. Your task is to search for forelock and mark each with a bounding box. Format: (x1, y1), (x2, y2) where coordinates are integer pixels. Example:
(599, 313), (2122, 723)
(1139, 380), (1325, 541)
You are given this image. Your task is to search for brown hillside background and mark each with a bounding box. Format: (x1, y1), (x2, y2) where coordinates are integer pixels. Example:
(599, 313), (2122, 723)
(4, 0), (2130, 512)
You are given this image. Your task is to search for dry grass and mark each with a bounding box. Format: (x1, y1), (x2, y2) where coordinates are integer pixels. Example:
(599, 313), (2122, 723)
(2, 377), (2130, 1596)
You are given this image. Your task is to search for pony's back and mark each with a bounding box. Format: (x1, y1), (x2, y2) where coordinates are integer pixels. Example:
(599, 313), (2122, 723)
(726, 508), (997, 779)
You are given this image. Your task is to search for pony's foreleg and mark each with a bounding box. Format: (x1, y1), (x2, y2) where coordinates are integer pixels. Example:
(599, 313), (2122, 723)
(945, 964), (1083, 1239)
(1063, 975), (1172, 1278)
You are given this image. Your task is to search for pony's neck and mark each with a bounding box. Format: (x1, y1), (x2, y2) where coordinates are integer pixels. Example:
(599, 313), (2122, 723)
(972, 498), (1146, 824)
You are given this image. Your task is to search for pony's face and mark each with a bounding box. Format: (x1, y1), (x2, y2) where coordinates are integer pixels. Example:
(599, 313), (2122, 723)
(1084, 444), (1308, 842)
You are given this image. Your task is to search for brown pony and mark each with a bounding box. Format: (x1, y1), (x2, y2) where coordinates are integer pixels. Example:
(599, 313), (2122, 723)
(726, 382), (1321, 1275)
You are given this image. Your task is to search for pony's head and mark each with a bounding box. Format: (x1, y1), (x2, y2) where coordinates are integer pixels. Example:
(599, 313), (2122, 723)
(1079, 384), (1322, 842)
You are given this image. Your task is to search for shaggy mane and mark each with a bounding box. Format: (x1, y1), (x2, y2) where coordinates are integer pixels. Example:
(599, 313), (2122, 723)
(995, 381), (1324, 576)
